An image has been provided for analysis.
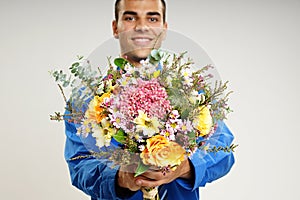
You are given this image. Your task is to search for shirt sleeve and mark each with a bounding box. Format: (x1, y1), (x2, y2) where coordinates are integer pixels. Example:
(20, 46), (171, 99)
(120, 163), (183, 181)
(64, 118), (122, 199)
(175, 120), (235, 191)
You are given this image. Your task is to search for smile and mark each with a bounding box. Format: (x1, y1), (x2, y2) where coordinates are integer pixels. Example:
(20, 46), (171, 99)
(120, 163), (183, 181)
(131, 37), (153, 46)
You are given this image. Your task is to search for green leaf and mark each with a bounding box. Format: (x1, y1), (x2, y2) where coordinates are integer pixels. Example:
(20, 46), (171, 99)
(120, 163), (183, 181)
(77, 55), (84, 60)
(113, 129), (125, 143)
(187, 130), (195, 138)
(167, 88), (190, 111)
(114, 58), (127, 70)
(62, 81), (69, 87)
(70, 62), (79, 69)
(151, 49), (160, 60)
(52, 71), (58, 77)
(149, 49), (163, 65)
(158, 50), (165, 58)
(181, 109), (190, 119)
(134, 160), (150, 177)
(71, 68), (77, 73)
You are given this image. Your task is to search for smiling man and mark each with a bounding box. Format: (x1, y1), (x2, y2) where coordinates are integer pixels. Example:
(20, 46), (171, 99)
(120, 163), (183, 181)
(112, 0), (167, 66)
(64, 0), (235, 199)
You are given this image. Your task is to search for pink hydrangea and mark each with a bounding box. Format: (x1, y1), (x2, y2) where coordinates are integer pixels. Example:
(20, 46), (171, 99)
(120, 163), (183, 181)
(117, 78), (172, 120)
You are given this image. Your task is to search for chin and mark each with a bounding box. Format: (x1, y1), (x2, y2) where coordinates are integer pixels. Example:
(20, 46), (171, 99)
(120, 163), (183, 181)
(127, 48), (153, 62)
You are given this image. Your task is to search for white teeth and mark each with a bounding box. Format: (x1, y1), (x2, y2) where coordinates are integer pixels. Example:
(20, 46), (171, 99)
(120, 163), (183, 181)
(132, 38), (152, 46)
(134, 38), (150, 42)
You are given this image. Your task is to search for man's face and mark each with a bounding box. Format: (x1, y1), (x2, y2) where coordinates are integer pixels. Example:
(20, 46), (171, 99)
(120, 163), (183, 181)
(112, 0), (167, 65)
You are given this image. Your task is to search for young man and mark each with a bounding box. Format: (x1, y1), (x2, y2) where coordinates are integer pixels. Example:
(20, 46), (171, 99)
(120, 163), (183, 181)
(112, 0), (167, 67)
(64, 0), (235, 199)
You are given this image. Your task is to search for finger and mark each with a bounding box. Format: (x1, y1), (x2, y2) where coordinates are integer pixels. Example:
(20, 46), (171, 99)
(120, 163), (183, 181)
(135, 178), (163, 188)
(141, 170), (165, 180)
(118, 170), (141, 191)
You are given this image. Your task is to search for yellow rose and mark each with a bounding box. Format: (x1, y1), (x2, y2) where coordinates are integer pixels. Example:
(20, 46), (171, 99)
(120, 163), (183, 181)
(140, 135), (185, 169)
(85, 93), (110, 123)
(193, 105), (213, 136)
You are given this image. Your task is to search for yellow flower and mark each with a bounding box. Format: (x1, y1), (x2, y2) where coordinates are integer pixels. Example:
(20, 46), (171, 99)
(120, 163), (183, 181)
(140, 135), (185, 169)
(193, 105), (213, 136)
(92, 118), (116, 148)
(106, 79), (115, 92)
(83, 120), (92, 133)
(153, 70), (160, 78)
(133, 110), (160, 137)
(85, 93), (110, 123)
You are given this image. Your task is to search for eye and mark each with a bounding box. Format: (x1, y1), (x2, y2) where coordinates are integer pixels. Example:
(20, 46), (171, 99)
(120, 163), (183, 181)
(124, 16), (136, 21)
(149, 17), (159, 22)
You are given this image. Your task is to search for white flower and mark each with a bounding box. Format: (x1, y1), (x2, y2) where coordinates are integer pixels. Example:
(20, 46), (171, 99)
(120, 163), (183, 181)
(140, 59), (150, 66)
(92, 118), (116, 148)
(96, 82), (104, 95)
(165, 75), (173, 86)
(92, 126), (105, 148)
(124, 63), (135, 74)
(134, 110), (161, 137)
(189, 90), (199, 104)
(182, 69), (193, 86)
(189, 90), (206, 104)
(138, 145), (145, 152)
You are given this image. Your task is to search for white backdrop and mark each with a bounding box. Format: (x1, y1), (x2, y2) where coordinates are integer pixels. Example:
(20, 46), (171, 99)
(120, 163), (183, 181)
(1, 0), (299, 199)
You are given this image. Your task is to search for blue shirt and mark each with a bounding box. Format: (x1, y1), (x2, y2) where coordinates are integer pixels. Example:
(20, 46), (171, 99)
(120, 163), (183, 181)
(64, 116), (235, 200)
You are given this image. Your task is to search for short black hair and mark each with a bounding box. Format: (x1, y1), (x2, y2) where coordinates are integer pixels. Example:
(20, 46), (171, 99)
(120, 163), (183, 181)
(114, 0), (166, 23)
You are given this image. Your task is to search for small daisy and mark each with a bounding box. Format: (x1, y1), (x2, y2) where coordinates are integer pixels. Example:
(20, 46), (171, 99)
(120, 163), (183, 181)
(134, 110), (161, 137)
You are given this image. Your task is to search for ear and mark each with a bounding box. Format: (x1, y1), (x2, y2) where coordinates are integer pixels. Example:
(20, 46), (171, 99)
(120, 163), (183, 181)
(164, 22), (168, 30)
(112, 20), (119, 39)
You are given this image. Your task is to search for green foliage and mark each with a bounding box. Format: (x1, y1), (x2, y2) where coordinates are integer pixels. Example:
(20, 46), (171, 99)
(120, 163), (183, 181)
(114, 58), (128, 70)
(206, 80), (233, 121)
(51, 70), (72, 87)
(206, 144), (238, 153)
(50, 56), (103, 121)
(149, 49), (165, 65)
(166, 87), (191, 117)
(134, 160), (150, 177)
(113, 129), (126, 143)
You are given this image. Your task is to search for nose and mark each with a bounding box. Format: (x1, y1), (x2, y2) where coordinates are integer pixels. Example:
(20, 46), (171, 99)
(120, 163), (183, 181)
(134, 19), (149, 32)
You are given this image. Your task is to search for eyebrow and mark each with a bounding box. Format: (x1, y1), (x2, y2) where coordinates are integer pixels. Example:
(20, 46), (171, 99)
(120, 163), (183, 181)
(123, 11), (138, 16)
(122, 11), (161, 17)
(147, 12), (161, 17)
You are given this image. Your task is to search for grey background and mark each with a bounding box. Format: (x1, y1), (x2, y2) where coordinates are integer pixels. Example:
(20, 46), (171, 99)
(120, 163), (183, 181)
(1, 0), (299, 199)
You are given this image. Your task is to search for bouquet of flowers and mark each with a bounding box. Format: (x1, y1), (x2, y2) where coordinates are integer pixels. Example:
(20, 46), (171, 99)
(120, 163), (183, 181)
(50, 49), (235, 199)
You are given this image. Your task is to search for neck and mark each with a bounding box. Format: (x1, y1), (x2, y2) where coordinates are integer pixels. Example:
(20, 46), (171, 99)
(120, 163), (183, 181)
(123, 55), (147, 68)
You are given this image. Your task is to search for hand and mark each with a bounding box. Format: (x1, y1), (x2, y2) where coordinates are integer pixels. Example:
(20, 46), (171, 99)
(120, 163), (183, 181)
(135, 159), (193, 188)
(117, 164), (141, 191)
